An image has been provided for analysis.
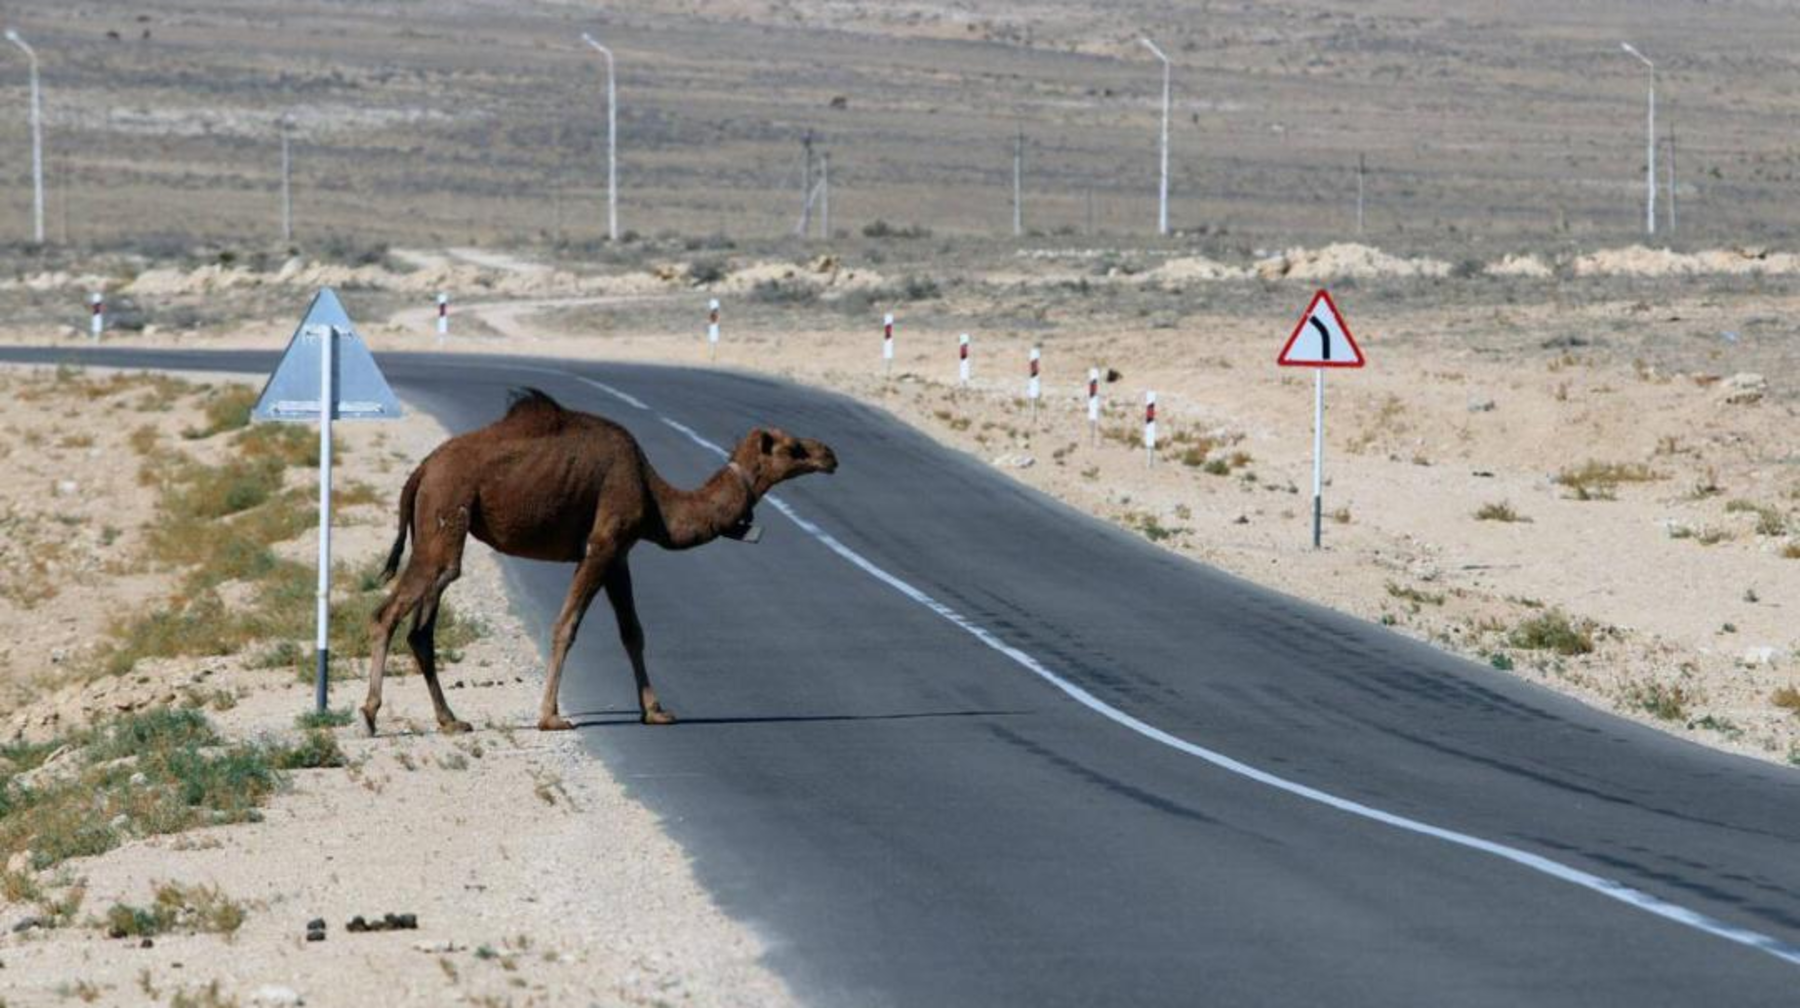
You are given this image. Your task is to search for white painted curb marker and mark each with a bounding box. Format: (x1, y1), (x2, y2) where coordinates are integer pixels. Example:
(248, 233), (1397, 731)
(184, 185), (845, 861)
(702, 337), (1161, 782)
(436, 292), (448, 343)
(958, 333), (970, 386)
(1087, 367), (1101, 444)
(89, 292), (102, 342)
(707, 298), (721, 360)
(882, 312), (895, 376)
(1144, 390), (1157, 466)
(1027, 345), (1041, 422)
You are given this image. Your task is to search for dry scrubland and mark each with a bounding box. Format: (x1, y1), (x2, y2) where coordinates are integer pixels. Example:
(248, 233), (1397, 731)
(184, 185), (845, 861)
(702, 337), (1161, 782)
(3, 0), (1800, 249)
(0, 369), (792, 1007)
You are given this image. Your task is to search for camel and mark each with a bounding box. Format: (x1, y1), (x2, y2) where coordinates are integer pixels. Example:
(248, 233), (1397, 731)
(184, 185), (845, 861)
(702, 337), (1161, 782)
(362, 387), (837, 734)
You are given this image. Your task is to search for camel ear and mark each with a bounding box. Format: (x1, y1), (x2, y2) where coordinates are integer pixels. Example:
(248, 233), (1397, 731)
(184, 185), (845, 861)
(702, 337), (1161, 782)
(757, 429), (775, 455)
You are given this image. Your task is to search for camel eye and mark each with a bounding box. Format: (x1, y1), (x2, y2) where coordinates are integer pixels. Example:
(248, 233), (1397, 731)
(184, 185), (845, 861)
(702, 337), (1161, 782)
(788, 442), (809, 460)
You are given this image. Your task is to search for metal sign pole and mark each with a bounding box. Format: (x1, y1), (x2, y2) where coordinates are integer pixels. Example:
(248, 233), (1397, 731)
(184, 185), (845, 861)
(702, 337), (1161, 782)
(1312, 370), (1324, 549)
(315, 325), (334, 712)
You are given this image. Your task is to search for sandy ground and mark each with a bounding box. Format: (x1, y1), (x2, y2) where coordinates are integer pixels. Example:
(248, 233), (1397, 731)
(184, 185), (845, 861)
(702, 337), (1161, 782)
(0, 369), (795, 1007)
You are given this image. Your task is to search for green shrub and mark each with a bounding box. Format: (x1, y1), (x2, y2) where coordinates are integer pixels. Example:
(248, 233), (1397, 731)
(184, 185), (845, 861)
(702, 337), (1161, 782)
(1508, 610), (1593, 655)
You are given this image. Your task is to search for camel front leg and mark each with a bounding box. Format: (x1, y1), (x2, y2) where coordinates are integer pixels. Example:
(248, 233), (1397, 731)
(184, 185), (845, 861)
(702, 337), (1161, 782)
(538, 543), (615, 731)
(604, 559), (674, 725)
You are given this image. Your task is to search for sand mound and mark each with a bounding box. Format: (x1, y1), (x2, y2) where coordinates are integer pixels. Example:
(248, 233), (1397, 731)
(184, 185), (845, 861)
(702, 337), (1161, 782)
(1149, 256), (1249, 283)
(1255, 243), (1450, 280)
(1485, 254), (1552, 278)
(1571, 245), (1800, 277)
(715, 257), (886, 294)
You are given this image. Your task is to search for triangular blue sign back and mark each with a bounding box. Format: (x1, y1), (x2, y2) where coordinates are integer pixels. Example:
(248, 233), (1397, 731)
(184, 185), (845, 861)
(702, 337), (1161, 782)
(253, 288), (402, 422)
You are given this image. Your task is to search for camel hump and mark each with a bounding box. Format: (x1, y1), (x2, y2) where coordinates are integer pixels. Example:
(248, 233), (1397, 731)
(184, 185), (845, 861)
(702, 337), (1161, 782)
(500, 387), (570, 435)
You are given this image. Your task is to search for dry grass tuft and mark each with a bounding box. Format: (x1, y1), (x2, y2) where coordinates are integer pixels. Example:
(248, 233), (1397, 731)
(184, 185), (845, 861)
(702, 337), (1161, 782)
(1475, 500), (1530, 522)
(1554, 460), (1660, 501)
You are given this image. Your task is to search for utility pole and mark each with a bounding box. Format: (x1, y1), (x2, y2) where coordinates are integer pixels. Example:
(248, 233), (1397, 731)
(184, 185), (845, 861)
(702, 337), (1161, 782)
(818, 151), (830, 239)
(279, 115), (294, 243)
(580, 32), (619, 242)
(1356, 153), (1366, 236)
(1139, 36), (1171, 236)
(796, 130), (815, 237)
(1666, 124), (1676, 234)
(5, 30), (44, 244)
(1012, 129), (1024, 238)
(1620, 42), (1656, 235)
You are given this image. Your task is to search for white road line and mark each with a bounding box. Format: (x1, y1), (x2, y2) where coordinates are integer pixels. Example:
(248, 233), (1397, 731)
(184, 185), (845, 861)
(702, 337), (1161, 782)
(557, 370), (1800, 969)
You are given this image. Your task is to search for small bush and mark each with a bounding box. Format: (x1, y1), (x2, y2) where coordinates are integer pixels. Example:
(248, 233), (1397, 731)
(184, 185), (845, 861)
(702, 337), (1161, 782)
(1625, 681), (1693, 722)
(1385, 582), (1445, 606)
(687, 257), (729, 285)
(1772, 686), (1800, 714)
(1475, 501), (1529, 522)
(105, 882), (246, 939)
(181, 386), (258, 440)
(1488, 653), (1515, 671)
(748, 277), (818, 305)
(272, 730), (345, 770)
(295, 707), (354, 730)
(862, 219), (930, 239)
(1555, 460), (1659, 501)
(1509, 610), (1593, 655)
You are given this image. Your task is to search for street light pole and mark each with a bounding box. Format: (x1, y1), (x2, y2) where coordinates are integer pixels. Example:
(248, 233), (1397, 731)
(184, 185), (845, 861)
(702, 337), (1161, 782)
(1621, 42), (1655, 236)
(1139, 36), (1171, 237)
(580, 32), (618, 242)
(279, 113), (293, 243)
(5, 29), (44, 244)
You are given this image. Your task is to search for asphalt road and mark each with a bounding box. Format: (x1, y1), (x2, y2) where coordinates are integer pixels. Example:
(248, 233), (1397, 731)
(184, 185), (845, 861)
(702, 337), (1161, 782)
(9, 346), (1800, 1007)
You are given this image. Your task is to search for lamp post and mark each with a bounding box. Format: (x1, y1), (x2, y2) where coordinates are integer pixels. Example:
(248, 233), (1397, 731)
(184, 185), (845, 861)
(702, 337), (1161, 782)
(4, 29), (43, 244)
(1139, 36), (1171, 237)
(580, 32), (618, 242)
(1620, 42), (1655, 236)
(278, 113), (294, 243)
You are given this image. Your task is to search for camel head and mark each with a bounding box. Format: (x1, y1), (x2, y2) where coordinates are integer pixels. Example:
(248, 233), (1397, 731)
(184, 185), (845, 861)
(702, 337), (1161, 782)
(735, 427), (838, 493)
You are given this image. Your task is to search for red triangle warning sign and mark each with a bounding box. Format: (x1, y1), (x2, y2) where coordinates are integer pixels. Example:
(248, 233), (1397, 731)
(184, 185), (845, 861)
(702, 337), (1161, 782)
(1277, 289), (1366, 368)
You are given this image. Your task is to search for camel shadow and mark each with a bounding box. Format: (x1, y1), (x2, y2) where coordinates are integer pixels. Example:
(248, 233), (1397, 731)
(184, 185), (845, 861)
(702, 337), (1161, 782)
(562, 708), (1028, 728)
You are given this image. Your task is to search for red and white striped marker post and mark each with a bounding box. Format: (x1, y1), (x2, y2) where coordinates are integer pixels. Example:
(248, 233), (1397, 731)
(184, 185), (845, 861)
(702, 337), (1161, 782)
(882, 312), (895, 377)
(1144, 390), (1157, 466)
(958, 333), (970, 386)
(707, 298), (720, 360)
(89, 292), (103, 342)
(1087, 367), (1101, 444)
(435, 292), (448, 344)
(1027, 345), (1041, 423)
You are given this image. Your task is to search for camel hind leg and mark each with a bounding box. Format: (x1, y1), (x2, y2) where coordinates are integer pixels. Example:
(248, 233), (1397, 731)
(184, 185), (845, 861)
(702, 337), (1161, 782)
(408, 552), (470, 733)
(362, 503), (468, 735)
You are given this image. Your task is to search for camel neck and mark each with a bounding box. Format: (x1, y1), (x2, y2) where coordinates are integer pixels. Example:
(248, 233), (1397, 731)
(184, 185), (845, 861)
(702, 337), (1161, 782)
(646, 460), (756, 550)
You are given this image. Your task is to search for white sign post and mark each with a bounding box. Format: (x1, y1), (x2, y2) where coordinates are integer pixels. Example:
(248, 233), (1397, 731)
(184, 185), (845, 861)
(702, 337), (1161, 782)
(958, 333), (970, 386)
(436, 292), (449, 344)
(1144, 390), (1157, 466)
(882, 312), (895, 377)
(1027, 346), (1041, 423)
(253, 288), (403, 713)
(1087, 367), (1101, 444)
(1276, 289), (1367, 549)
(707, 298), (721, 360)
(89, 292), (102, 342)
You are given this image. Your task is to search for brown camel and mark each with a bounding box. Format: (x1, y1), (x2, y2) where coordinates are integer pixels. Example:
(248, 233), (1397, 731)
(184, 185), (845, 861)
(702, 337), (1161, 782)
(362, 387), (837, 734)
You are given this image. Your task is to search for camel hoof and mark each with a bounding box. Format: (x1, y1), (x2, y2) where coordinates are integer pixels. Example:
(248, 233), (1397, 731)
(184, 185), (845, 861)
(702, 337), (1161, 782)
(641, 707), (678, 726)
(537, 715), (575, 732)
(438, 719), (473, 734)
(360, 705), (379, 736)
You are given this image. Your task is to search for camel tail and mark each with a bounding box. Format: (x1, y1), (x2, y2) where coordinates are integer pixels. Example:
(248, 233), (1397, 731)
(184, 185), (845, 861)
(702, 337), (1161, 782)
(381, 465), (424, 582)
